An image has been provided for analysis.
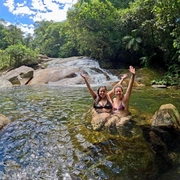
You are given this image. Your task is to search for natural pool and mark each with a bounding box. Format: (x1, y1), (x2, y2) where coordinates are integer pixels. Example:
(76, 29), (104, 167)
(0, 85), (179, 180)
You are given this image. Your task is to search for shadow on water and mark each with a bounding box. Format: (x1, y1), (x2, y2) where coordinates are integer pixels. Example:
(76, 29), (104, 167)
(0, 85), (179, 179)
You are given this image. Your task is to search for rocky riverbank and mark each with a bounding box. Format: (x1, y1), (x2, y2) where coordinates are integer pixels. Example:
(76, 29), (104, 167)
(0, 56), (168, 88)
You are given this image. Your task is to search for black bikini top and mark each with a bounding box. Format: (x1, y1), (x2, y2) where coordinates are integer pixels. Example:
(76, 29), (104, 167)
(94, 100), (113, 109)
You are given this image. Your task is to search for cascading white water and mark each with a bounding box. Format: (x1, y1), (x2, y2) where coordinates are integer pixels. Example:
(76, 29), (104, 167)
(47, 57), (119, 86)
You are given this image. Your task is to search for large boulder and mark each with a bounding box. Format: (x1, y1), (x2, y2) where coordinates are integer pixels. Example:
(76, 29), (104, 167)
(0, 79), (13, 88)
(140, 104), (180, 170)
(91, 109), (110, 131)
(0, 114), (10, 130)
(1, 66), (34, 86)
(151, 104), (180, 128)
(28, 66), (81, 85)
(90, 109), (136, 137)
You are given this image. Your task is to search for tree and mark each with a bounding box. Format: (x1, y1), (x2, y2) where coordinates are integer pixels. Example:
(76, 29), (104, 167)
(23, 33), (34, 48)
(4, 44), (38, 68)
(58, 21), (79, 57)
(32, 21), (53, 52)
(40, 22), (65, 57)
(67, 0), (120, 61)
(0, 24), (9, 49)
(6, 25), (24, 46)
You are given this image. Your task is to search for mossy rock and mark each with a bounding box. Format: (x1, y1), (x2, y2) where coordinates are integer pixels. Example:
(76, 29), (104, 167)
(107, 68), (163, 86)
(136, 68), (163, 86)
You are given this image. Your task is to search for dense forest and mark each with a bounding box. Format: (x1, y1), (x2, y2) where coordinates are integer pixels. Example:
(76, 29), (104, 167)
(0, 0), (179, 86)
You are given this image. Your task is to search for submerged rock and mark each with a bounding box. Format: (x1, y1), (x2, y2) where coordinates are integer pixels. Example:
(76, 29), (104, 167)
(91, 109), (110, 131)
(89, 104), (180, 179)
(0, 114), (10, 130)
(140, 104), (180, 173)
(90, 109), (141, 137)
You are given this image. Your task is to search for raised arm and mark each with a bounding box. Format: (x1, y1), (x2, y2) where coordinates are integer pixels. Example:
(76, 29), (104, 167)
(80, 73), (97, 100)
(124, 66), (135, 101)
(108, 74), (127, 98)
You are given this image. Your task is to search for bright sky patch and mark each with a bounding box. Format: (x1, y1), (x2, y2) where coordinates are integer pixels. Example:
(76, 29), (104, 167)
(2, 0), (77, 34)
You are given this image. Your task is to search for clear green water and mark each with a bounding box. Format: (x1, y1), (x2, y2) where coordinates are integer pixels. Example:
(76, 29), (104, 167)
(0, 85), (179, 180)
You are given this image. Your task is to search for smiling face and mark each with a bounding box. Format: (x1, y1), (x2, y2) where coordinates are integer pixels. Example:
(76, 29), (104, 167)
(97, 86), (107, 99)
(114, 86), (123, 97)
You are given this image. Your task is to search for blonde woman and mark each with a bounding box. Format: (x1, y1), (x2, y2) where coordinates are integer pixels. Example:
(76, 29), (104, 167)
(111, 66), (135, 117)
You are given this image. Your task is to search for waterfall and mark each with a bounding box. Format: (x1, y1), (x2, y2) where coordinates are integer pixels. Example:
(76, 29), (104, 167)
(47, 57), (119, 86)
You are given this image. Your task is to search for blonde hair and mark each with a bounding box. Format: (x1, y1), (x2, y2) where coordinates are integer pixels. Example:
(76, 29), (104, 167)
(114, 85), (123, 93)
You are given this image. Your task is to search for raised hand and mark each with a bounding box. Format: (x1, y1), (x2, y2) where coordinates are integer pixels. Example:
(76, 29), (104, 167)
(121, 74), (127, 80)
(80, 73), (86, 79)
(129, 66), (135, 75)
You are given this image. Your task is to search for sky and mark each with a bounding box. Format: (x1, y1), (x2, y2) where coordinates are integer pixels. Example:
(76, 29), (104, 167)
(1, 0), (78, 35)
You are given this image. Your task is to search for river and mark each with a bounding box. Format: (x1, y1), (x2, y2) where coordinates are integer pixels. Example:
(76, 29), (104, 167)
(0, 84), (179, 180)
(0, 58), (180, 179)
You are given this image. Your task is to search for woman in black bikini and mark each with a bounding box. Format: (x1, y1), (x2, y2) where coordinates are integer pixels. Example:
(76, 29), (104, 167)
(111, 66), (135, 117)
(80, 74), (113, 113)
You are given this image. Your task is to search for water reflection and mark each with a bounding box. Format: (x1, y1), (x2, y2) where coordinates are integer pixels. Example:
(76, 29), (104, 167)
(0, 85), (179, 179)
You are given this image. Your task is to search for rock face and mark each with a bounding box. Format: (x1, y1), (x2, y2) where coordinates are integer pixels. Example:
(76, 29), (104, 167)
(0, 56), (149, 88)
(0, 79), (13, 88)
(91, 109), (135, 135)
(0, 66), (34, 88)
(28, 66), (82, 85)
(141, 104), (180, 172)
(152, 104), (180, 128)
(91, 109), (110, 131)
(0, 114), (10, 130)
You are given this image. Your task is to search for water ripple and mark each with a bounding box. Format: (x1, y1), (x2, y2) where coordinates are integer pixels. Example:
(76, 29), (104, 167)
(0, 85), (179, 179)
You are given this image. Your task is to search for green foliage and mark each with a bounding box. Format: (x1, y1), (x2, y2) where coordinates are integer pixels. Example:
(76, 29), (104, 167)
(0, 0), (179, 81)
(151, 79), (167, 85)
(0, 24), (9, 49)
(23, 33), (34, 48)
(58, 21), (79, 57)
(123, 29), (142, 51)
(3, 44), (39, 68)
(140, 53), (156, 68)
(79, 0), (134, 8)
(151, 63), (180, 86)
(67, 0), (120, 60)
(79, 0), (92, 7)
(0, 49), (10, 70)
(106, 0), (134, 9)
(32, 21), (53, 53)
(152, 0), (180, 64)
(6, 25), (24, 46)
(32, 21), (70, 58)
(0, 24), (24, 50)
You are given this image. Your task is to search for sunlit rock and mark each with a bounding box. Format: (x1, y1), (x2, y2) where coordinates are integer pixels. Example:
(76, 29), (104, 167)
(105, 113), (132, 127)
(90, 109), (135, 136)
(152, 85), (167, 88)
(0, 114), (10, 130)
(2, 66), (34, 86)
(0, 79), (13, 88)
(141, 103), (180, 171)
(38, 54), (49, 61)
(91, 109), (110, 131)
(28, 66), (80, 85)
(151, 104), (180, 128)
